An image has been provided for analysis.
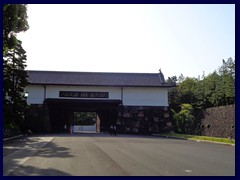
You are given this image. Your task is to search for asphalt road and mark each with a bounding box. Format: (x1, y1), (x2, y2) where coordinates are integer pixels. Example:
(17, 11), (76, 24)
(3, 133), (235, 176)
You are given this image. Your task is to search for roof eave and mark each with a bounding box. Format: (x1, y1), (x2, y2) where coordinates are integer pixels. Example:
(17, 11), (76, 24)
(28, 83), (175, 88)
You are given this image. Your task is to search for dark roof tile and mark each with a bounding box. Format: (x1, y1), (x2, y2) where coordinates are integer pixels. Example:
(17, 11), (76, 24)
(27, 70), (174, 87)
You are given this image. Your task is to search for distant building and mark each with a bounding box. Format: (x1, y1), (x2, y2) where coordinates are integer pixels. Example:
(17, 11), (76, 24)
(25, 70), (175, 134)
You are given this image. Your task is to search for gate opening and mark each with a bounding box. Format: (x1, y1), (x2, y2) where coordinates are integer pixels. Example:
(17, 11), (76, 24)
(73, 112), (98, 132)
(45, 98), (121, 133)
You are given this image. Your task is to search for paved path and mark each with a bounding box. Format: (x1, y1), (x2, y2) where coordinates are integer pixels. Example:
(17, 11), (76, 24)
(3, 133), (235, 176)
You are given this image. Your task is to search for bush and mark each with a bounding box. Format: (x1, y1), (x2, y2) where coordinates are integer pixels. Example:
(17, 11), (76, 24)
(3, 123), (22, 138)
(172, 104), (195, 134)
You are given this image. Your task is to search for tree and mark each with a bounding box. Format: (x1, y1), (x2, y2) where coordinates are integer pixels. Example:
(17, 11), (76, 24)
(166, 76), (178, 85)
(177, 77), (199, 105)
(217, 58), (235, 105)
(3, 4), (29, 136)
(202, 71), (220, 107)
(178, 74), (185, 83)
(74, 112), (96, 125)
(4, 40), (29, 130)
(172, 104), (195, 134)
(3, 4), (29, 54)
(168, 57), (235, 135)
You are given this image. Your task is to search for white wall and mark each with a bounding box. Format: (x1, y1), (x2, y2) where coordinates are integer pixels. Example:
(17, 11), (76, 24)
(122, 87), (168, 106)
(26, 85), (122, 104)
(26, 85), (169, 107)
(25, 85), (45, 104)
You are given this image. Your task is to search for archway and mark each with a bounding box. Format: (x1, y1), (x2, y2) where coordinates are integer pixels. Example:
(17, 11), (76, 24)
(45, 98), (121, 133)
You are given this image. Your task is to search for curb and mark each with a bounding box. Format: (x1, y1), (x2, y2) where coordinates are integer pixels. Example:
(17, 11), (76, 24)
(189, 139), (235, 146)
(3, 135), (25, 142)
(158, 135), (188, 140)
(155, 134), (235, 146)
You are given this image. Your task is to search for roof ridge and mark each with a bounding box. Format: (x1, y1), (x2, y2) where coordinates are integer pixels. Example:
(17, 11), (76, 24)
(27, 70), (159, 75)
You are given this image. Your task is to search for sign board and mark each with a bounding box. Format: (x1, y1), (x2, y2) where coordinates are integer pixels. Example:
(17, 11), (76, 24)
(59, 91), (109, 98)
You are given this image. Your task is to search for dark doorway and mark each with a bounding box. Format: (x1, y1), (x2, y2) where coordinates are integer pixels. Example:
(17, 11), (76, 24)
(45, 99), (121, 133)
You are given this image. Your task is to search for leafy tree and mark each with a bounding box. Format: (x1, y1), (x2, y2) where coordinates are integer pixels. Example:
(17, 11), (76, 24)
(178, 73), (185, 83)
(200, 58), (235, 107)
(166, 76), (178, 85)
(177, 77), (199, 105)
(172, 104), (195, 134)
(202, 71), (220, 107)
(74, 112), (97, 125)
(3, 4), (29, 136)
(168, 57), (235, 135)
(217, 58), (235, 105)
(3, 40), (29, 130)
(3, 4), (29, 54)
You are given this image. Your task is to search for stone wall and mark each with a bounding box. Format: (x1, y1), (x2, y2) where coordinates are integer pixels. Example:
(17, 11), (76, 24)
(26, 104), (172, 135)
(201, 105), (235, 138)
(116, 106), (172, 134)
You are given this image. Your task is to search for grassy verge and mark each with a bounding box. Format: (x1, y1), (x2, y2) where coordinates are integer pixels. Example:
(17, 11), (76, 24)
(160, 132), (235, 145)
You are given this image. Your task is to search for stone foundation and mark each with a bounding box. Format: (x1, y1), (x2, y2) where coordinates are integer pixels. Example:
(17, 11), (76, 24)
(26, 104), (172, 135)
(116, 106), (172, 134)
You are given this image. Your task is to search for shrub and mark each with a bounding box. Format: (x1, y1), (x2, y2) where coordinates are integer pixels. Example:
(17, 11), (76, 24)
(3, 123), (22, 138)
(172, 104), (195, 134)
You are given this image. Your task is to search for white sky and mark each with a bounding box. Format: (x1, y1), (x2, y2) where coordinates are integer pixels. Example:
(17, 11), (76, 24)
(18, 4), (235, 79)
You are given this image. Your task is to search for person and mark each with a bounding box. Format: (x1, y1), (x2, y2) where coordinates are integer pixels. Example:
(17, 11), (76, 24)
(110, 125), (113, 135)
(64, 124), (67, 133)
(113, 124), (117, 135)
(70, 125), (73, 134)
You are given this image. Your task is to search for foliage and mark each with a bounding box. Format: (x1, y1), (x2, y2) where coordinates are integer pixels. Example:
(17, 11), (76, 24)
(168, 57), (235, 135)
(3, 122), (22, 138)
(3, 4), (29, 54)
(166, 76), (177, 85)
(74, 112), (97, 125)
(169, 57), (235, 109)
(172, 104), (195, 134)
(3, 40), (29, 130)
(217, 58), (235, 106)
(3, 4), (29, 135)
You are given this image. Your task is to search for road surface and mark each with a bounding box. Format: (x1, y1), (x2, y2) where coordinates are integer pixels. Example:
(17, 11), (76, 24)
(3, 133), (235, 176)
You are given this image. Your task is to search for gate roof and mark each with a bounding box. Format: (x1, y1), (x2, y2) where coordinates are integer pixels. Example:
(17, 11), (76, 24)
(28, 70), (174, 87)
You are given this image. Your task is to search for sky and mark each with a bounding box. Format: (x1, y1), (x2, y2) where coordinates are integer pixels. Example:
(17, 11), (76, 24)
(17, 4), (235, 79)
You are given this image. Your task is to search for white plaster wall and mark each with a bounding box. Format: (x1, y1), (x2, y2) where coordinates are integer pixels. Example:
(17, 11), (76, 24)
(25, 85), (169, 107)
(25, 85), (45, 104)
(122, 87), (168, 106)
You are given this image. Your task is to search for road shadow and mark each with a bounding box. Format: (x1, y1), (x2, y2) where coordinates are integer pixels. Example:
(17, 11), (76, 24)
(35, 141), (74, 158)
(8, 165), (71, 176)
(4, 136), (74, 158)
(3, 136), (74, 176)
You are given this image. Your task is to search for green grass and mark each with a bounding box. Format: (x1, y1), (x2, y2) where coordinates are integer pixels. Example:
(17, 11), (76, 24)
(160, 132), (235, 145)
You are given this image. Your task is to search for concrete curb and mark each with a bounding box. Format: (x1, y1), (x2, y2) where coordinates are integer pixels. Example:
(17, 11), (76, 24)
(3, 135), (25, 142)
(189, 139), (235, 146)
(154, 134), (235, 146)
